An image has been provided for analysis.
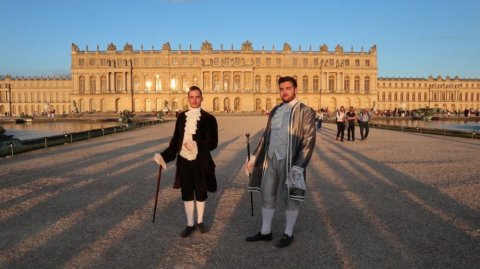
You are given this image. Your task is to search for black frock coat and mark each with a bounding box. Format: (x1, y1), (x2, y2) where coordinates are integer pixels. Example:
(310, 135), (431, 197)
(160, 109), (218, 193)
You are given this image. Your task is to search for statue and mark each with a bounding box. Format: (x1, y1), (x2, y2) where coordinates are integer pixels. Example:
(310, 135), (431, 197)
(107, 43), (117, 51)
(201, 40), (213, 51)
(241, 41), (253, 52)
(124, 43), (133, 52)
(283, 42), (292, 52)
(162, 42), (171, 51)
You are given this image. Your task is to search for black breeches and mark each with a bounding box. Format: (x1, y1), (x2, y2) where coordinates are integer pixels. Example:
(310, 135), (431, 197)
(177, 156), (208, 202)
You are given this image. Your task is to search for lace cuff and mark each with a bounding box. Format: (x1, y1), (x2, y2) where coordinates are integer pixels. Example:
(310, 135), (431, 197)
(286, 165), (306, 191)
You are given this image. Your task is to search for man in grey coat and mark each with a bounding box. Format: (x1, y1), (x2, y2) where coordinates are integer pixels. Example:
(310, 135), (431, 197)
(245, 76), (316, 248)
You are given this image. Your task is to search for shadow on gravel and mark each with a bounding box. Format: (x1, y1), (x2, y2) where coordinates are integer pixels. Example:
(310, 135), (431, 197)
(312, 138), (480, 268)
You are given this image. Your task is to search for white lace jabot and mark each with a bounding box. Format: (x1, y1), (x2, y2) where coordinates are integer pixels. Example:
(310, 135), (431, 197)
(180, 108), (201, 160)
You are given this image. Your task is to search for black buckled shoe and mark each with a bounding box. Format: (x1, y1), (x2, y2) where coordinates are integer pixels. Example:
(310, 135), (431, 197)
(197, 222), (209, 233)
(245, 232), (272, 242)
(276, 233), (294, 248)
(180, 225), (196, 238)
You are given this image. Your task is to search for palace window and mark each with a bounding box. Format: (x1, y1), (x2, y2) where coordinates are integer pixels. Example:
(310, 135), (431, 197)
(418, 92), (422, 101)
(345, 59), (350, 66)
(388, 92), (391, 101)
(235, 58), (240, 65)
(90, 76), (96, 93)
(344, 76), (350, 92)
(302, 75), (308, 91)
(303, 58), (308, 67)
(234, 97), (241, 111)
(256, 58), (261, 66)
(354, 76), (360, 92)
(266, 58), (271, 66)
(156, 75), (162, 92)
(276, 58), (281, 65)
(382, 92), (386, 101)
(234, 74), (240, 91)
(364, 77), (370, 92)
(79, 76), (85, 94)
(328, 75), (335, 92)
(224, 58), (230, 65)
(266, 75), (272, 90)
(213, 74), (220, 91)
(78, 58), (84, 66)
(355, 59), (360, 67)
(424, 92), (428, 101)
(394, 92), (398, 101)
(266, 98), (272, 111)
(365, 60), (370, 67)
(412, 92), (415, 101)
(89, 59), (95, 66)
(255, 75), (261, 91)
(101, 76), (107, 92)
(329, 59), (334, 66)
(224, 74), (231, 92)
(400, 92), (404, 101)
(214, 58), (219, 65)
(292, 58), (297, 66)
(313, 76), (319, 92)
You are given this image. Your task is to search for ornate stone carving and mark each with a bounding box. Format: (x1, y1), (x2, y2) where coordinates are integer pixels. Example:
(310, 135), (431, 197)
(241, 41), (253, 52)
(201, 40), (213, 52)
(107, 43), (117, 51)
(162, 42), (171, 51)
(283, 42), (291, 52)
(335, 44), (343, 53)
(71, 43), (79, 53)
(320, 44), (328, 52)
(369, 44), (377, 54)
(123, 43), (133, 52)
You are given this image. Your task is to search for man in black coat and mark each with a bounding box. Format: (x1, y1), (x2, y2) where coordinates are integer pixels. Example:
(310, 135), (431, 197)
(154, 86), (218, 237)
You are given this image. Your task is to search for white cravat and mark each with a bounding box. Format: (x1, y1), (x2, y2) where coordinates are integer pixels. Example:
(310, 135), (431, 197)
(180, 107), (201, 160)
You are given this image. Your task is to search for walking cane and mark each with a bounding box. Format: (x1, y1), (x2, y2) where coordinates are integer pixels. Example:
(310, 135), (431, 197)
(152, 165), (163, 223)
(246, 133), (254, 216)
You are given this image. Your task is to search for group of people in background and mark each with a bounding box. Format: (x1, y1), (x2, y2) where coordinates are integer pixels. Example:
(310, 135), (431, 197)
(334, 106), (372, 142)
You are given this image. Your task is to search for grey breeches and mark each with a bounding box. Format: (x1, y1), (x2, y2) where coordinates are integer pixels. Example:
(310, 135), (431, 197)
(261, 154), (300, 210)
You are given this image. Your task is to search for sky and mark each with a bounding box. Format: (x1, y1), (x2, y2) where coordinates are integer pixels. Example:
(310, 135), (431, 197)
(1, 0), (479, 78)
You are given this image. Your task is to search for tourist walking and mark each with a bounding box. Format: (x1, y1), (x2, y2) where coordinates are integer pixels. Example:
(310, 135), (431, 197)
(153, 86), (218, 237)
(358, 108), (372, 141)
(346, 106), (356, 141)
(336, 106), (346, 142)
(316, 110), (324, 129)
(245, 76), (316, 248)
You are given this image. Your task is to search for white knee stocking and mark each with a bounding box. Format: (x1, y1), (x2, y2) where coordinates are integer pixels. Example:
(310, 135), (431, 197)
(261, 207), (275, 235)
(284, 209), (298, 236)
(184, 201), (195, 227)
(196, 200), (205, 224)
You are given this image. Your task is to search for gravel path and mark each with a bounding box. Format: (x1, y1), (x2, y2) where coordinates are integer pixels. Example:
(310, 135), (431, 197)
(1, 116), (479, 269)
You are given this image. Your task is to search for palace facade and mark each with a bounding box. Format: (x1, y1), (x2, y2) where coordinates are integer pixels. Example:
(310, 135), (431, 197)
(0, 41), (479, 116)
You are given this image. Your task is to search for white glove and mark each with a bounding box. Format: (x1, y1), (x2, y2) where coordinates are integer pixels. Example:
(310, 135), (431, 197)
(286, 166), (306, 190)
(245, 155), (256, 176)
(153, 153), (167, 170)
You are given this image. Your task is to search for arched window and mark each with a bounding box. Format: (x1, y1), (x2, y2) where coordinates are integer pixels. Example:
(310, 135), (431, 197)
(255, 98), (262, 111)
(313, 75), (319, 92)
(213, 73), (220, 91)
(145, 99), (152, 111)
(266, 75), (272, 91)
(266, 98), (272, 111)
(156, 75), (162, 92)
(344, 76), (350, 92)
(101, 76), (107, 92)
(234, 74), (240, 91)
(79, 76), (85, 94)
(302, 75), (308, 92)
(116, 74), (123, 92)
(234, 97), (241, 111)
(354, 76), (360, 92)
(213, 97), (219, 111)
(89, 76), (96, 93)
(182, 75), (189, 92)
(364, 76), (370, 92)
(223, 97), (230, 112)
(328, 75), (335, 92)
(224, 74), (231, 92)
(255, 75), (261, 92)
